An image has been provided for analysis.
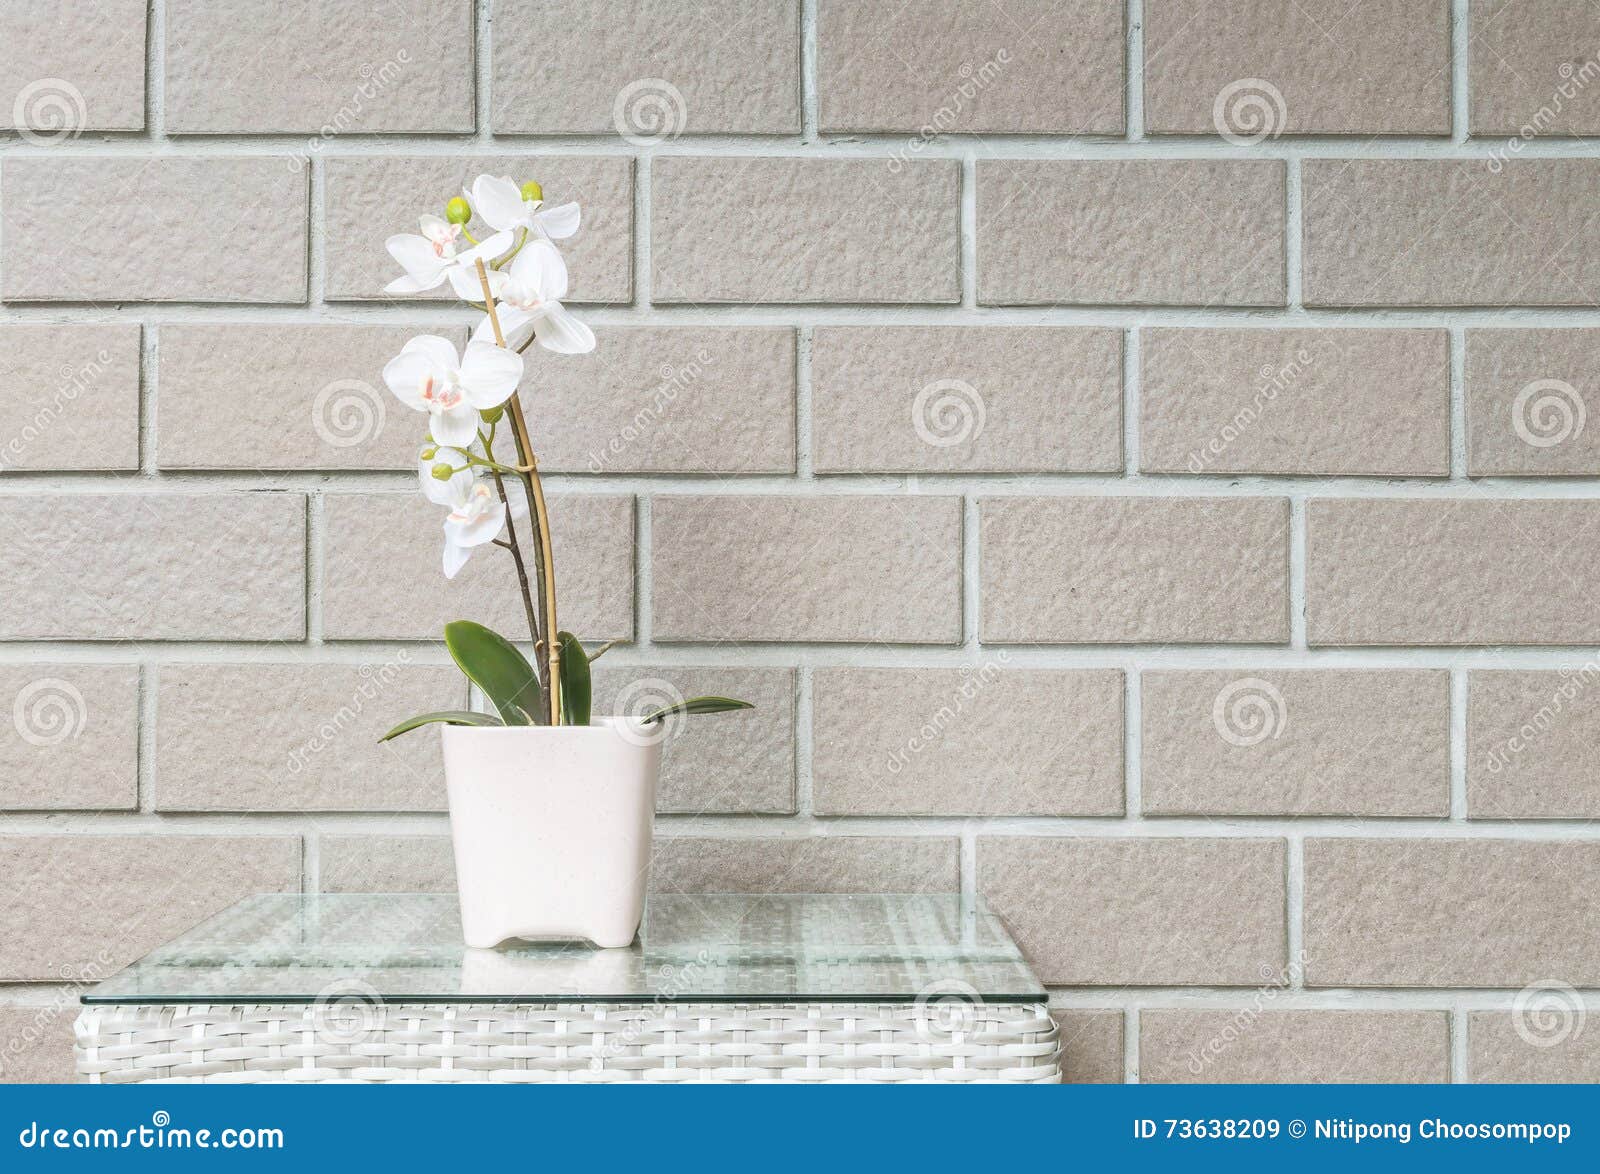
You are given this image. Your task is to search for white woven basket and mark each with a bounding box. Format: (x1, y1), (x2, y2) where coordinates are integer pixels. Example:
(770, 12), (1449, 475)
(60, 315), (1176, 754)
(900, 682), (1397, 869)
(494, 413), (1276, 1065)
(77, 1002), (1060, 1084)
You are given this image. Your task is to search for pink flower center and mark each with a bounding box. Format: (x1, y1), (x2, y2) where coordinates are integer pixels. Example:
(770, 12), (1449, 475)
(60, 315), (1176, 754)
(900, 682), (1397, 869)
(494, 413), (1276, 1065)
(419, 374), (462, 410)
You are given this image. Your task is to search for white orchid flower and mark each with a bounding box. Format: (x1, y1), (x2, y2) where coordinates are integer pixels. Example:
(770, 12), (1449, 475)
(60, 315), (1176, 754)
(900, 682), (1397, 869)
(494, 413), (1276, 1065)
(467, 174), (581, 241)
(416, 444), (529, 579)
(470, 240), (596, 355)
(382, 335), (524, 448)
(383, 214), (513, 299)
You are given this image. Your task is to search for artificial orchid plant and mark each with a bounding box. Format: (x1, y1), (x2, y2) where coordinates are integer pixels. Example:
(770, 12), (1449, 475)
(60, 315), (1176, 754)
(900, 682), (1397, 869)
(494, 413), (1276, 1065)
(378, 175), (749, 738)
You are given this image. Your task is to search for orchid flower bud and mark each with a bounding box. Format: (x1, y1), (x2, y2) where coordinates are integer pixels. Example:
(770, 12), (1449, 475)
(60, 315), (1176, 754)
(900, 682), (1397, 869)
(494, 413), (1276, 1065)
(520, 181), (543, 203)
(480, 404), (505, 424)
(430, 462), (456, 481)
(445, 197), (471, 225)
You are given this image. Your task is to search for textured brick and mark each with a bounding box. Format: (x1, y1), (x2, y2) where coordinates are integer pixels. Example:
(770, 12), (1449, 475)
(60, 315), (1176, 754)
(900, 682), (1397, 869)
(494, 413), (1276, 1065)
(530, 327), (795, 474)
(0, 835), (299, 980)
(1141, 1011), (1449, 1084)
(494, 0), (798, 134)
(1141, 670), (1449, 817)
(1303, 160), (1600, 306)
(2, 158), (307, 303)
(818, 0), (1124, 134)
(1469, 1013), (1600, 1083)
(1052, 1010), (1125, 1084)
(0, 666), (138, 812)
(812, 327), (1121, 474)
(322, 493), (634, 642)
(0, 1005), (79, 1083)
(0, 494), (305, 641)
(651, 495), (962, 644)
(980, 497), (1289, 644)
(591, 666), (795, 814)
(650, 836), (959, 894)
(652, 157), (960, 304)
(1471, 0), (1600, 135)
(1140, 329), (1449, 476)
(320, 834), (959, 895)
(1466, 330), (1600, 476)
(1144, 0), (1449, 135)
(978, 837), (1286, 985)
(158, 325), (460, 471)
(325, 156), (632, 303)
(1469, 670), (1600, 819)
(977, 161), (1285, 306)
(0, 325), (141, 472)
(1307, 499), (1600, 646)
(1304, 839), (1600, 987)
(165, 0), (471, 133)
(0, 0), (145, 132)
(154, 662), (462, 812)
(811, 667), (1123, 816)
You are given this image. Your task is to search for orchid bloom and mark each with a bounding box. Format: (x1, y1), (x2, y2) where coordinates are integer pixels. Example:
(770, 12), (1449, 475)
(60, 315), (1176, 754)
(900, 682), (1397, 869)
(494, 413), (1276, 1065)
(382, 335), (524, 448)
(470, 240), (596, 355)
(417, 444), (528, 579)
(383, 214), (513, 299)
(468, 174), (581, 242)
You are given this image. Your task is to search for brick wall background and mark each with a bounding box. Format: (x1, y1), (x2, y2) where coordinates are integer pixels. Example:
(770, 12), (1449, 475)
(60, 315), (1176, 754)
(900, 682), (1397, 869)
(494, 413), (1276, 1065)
(1, 0), (1598, 1083)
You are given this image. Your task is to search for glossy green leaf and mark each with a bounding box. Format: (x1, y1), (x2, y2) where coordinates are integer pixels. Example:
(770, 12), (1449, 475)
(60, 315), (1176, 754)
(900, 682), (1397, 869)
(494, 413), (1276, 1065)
(444, 620), (543, 726)
(556, 630), (592, 726)
(641, 696), (754, 724)
(379, 709), (503, 743)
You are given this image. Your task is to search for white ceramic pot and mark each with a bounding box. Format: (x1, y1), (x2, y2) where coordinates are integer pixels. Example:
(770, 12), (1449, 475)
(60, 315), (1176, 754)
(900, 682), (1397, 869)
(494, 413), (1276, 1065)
(441, 718), (662, 949)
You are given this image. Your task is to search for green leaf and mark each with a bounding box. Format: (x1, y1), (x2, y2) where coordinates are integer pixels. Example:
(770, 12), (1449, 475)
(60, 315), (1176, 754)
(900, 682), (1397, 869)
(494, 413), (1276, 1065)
(444, 620), (544, 726)
(556, 631), (592, 726)
(641, 696), (754, 724)
(379, 709), (503, 742)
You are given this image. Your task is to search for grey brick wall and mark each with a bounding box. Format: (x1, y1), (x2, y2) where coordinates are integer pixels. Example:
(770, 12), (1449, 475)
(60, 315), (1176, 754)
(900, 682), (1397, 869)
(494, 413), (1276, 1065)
(1, 0), (1597, 1084)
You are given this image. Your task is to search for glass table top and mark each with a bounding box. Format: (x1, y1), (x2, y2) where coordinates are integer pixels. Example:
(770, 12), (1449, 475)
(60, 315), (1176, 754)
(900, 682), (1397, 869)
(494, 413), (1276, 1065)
(83, 893), (1045, 1005)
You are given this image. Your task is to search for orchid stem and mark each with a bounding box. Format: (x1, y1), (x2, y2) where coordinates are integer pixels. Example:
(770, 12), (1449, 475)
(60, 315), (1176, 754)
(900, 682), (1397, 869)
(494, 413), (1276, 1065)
(476, 257), (560, 725)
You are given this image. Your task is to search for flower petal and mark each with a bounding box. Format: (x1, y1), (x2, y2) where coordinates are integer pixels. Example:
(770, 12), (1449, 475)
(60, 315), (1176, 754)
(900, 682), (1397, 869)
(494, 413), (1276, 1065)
(533, 302), (596, 355)
(458, 341), (525, 408)
(382, 349), (440, 410)
(402, 334), (461, 371)
(460, 230), (516, 268)
(385, 234), (447, 286)
(446, 499), (507, 548)
(470, 175), (529, 232)
(431, 401), (480, 448)
(535, 201), (581, 239)
(475, 304), (537, 351)
(508, 239), (569, 303)
(442, 539), (472, 579)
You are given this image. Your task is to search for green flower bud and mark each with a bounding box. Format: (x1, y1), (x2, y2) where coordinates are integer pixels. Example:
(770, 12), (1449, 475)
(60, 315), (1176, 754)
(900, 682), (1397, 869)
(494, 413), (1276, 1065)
(520, 180), (543, 203)
(430, 462), (455, 481)
(445, 197), (471, 225)
(480, 404), (505, 424)
(419, 445), (438, 461)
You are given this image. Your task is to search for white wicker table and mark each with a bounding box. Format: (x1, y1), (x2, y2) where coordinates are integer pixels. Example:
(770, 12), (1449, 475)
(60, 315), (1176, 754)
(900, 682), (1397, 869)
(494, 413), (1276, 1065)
(76, 893), (1059, 1083)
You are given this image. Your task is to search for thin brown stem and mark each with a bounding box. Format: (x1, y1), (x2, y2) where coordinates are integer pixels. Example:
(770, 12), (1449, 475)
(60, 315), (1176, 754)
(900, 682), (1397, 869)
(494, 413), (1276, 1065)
(476, 258), (561, 724)
(483, 435), (541, 658)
